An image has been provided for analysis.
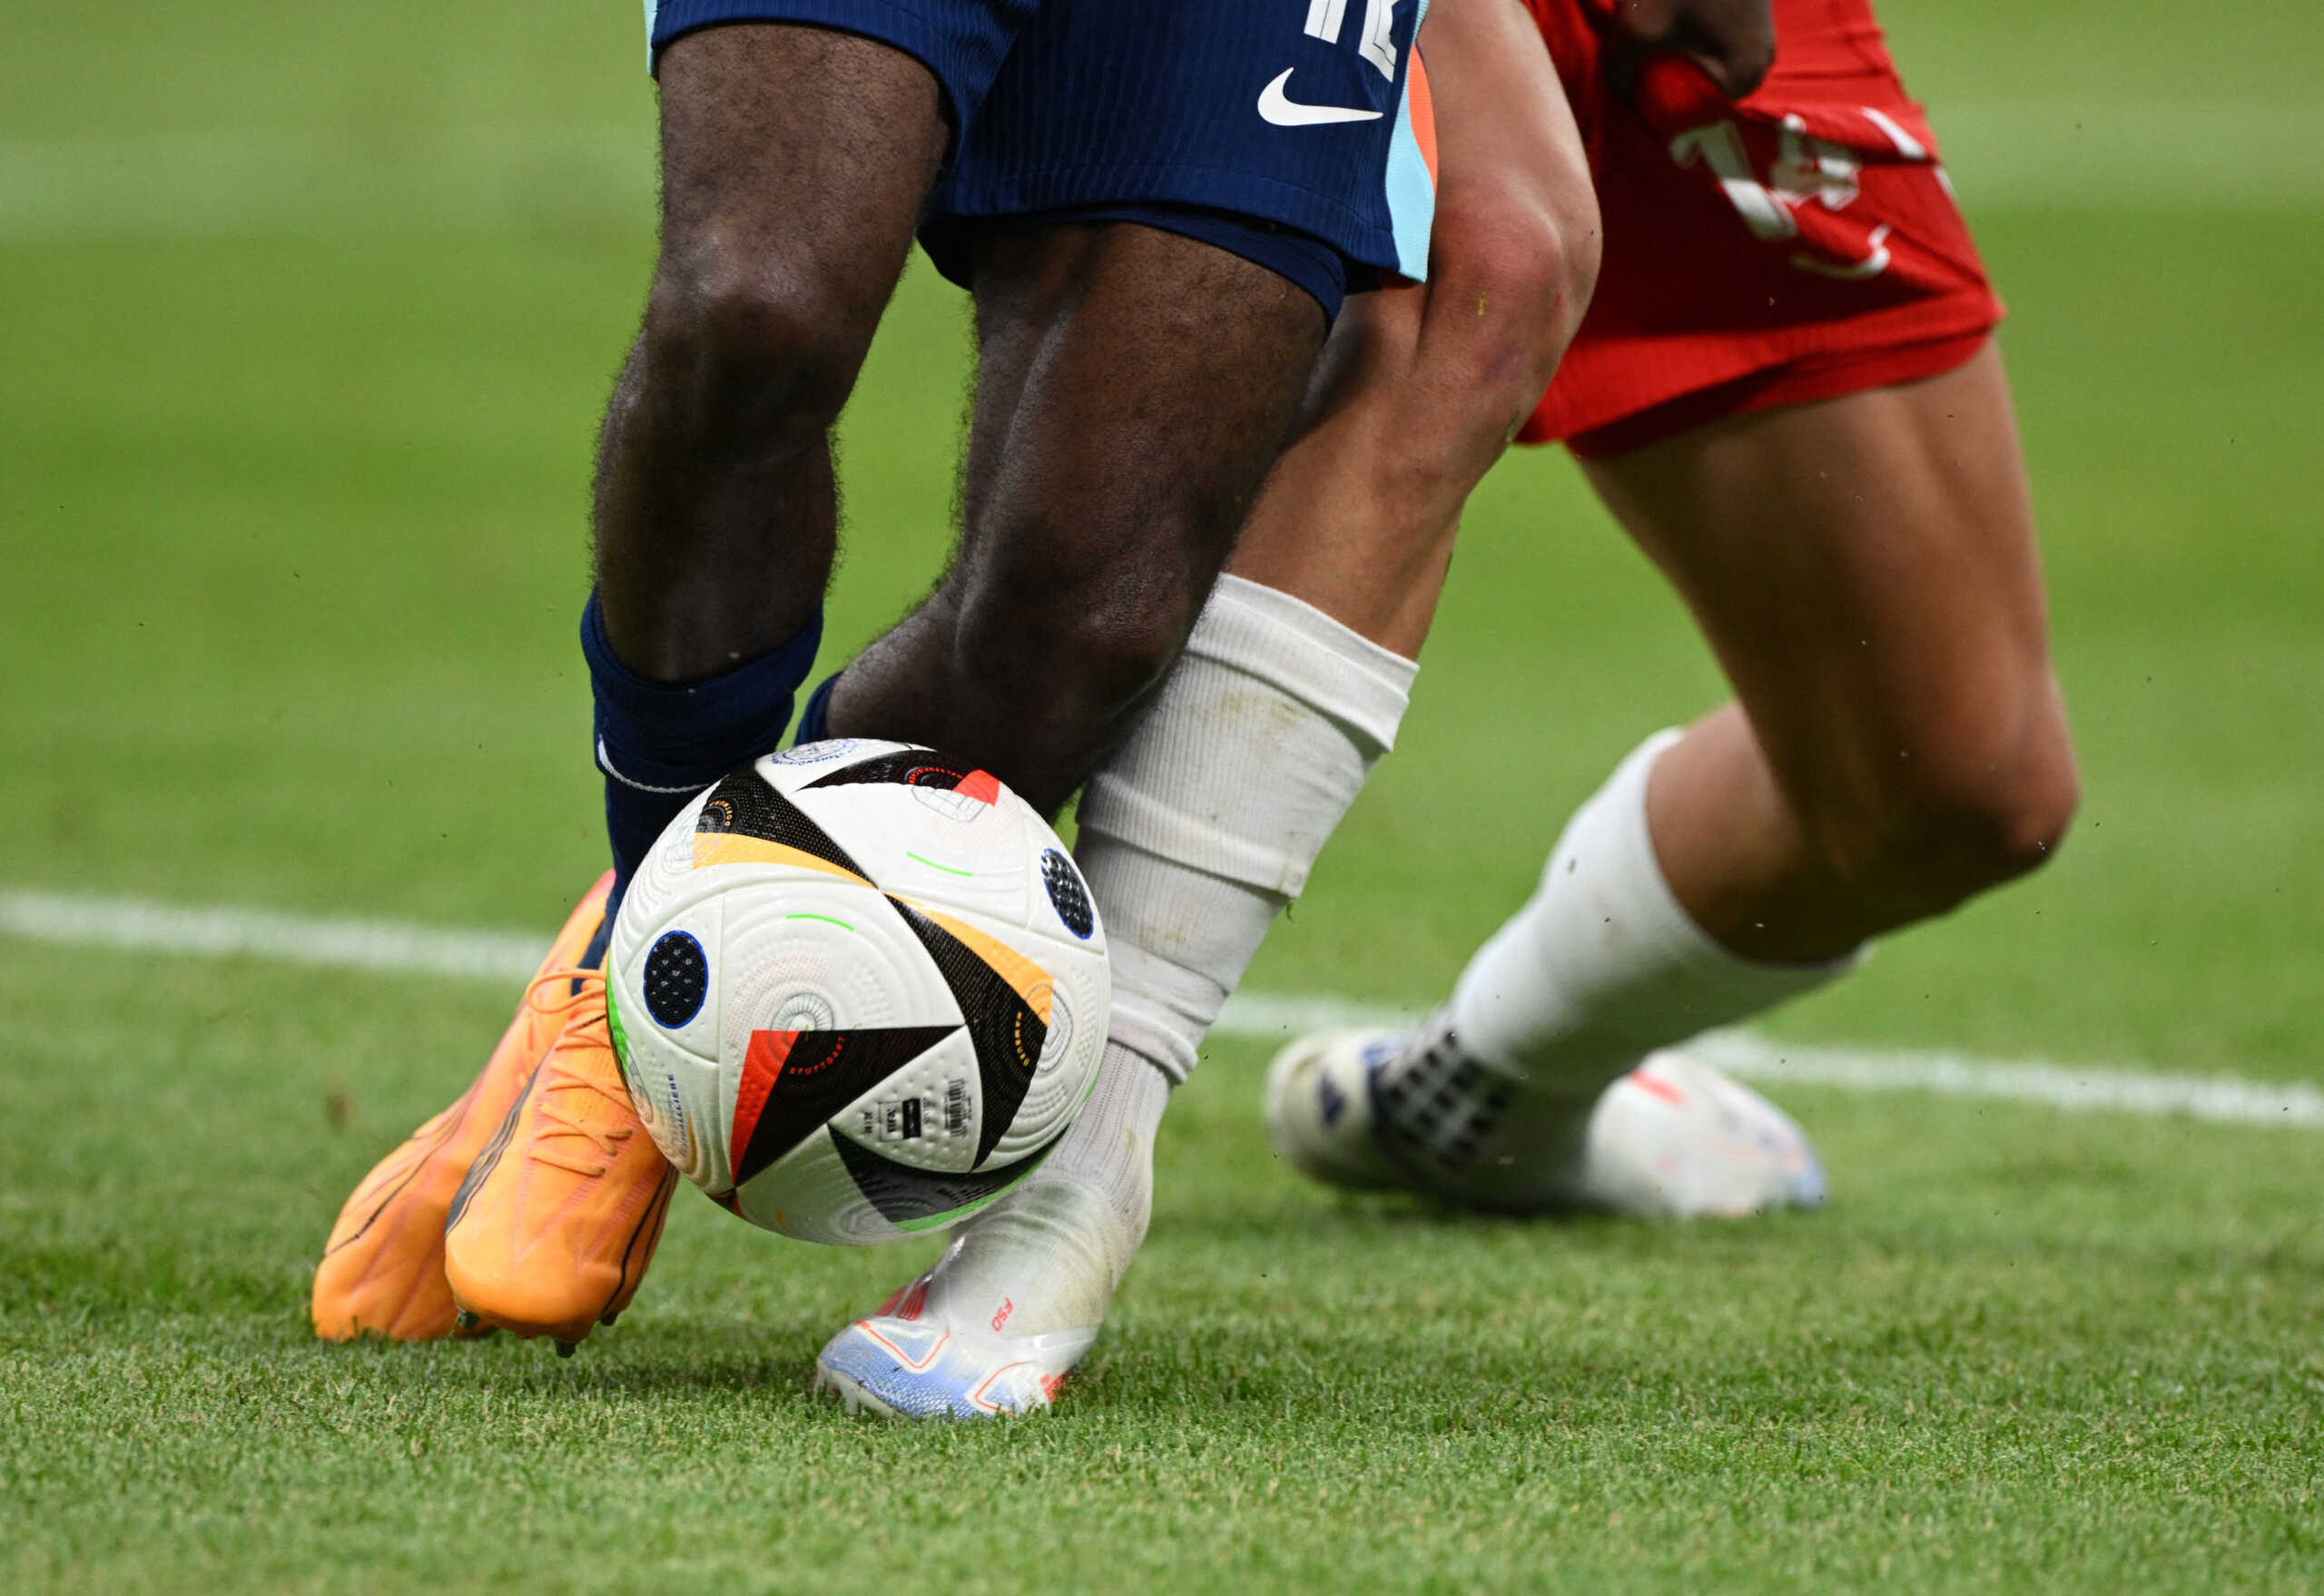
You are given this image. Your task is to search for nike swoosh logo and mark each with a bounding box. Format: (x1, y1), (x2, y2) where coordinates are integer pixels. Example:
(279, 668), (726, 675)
(1256, 68), (1384, 127)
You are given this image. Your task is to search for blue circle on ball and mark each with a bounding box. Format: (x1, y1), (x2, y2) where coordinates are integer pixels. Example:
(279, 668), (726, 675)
(643, 931), (709, 1028)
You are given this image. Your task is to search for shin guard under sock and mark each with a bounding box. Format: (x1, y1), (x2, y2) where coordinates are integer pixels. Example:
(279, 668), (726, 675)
(927, 575), (1415, 1339)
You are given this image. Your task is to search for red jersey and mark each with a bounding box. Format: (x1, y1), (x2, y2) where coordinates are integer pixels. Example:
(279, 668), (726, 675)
(1518, 0), (2004, 454)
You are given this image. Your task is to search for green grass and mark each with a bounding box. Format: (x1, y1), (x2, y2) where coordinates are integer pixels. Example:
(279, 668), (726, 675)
(4, 1), (2322, 1590)
(8, 951), (2321, 1594)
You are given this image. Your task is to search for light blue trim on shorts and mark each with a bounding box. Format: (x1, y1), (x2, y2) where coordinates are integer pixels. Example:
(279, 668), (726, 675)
(643, 0), (660, 64)
(1383, 0), (1434, 281)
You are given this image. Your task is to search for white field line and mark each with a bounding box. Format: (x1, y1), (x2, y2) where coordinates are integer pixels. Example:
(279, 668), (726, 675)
(4, 887), (2319, 1131)
(1210, 994), (2324, 1129)
(2, 103), (2319, 244)
(0, 888), (547, 985)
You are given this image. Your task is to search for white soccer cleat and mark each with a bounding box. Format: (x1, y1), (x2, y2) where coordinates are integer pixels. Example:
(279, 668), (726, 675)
(812, 1177), (1134, 1420)
(1569, 1050), (1827, 1217)
(1263, 1029), (1412, 1191)
(1264, 1029), (1827, 1217)
(813, 1270), (1098, 1420)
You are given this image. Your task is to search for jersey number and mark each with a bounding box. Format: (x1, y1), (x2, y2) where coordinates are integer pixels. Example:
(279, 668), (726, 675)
(1669, 117), (1896, 279)
(1304, 0), (1402, 80)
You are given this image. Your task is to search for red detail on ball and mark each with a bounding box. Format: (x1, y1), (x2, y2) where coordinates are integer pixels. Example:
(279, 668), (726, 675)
(1630, 1069), (1689, 1107)
(732, 1030), (802, 1158)
(954, 769), (1001, 806)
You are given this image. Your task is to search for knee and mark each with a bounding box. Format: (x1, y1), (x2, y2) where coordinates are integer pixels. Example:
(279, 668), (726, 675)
(1309, 180), (1596, 499)
(635, 232), (874, 444)
(1807, 689), (2081, 921)
(1420, 179), (1600, 423)
(1322, 183), (1595, 522)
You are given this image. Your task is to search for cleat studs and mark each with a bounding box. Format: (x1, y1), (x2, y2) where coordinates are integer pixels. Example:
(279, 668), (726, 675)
(555, 1339), (578, 1359)
(455, 1310), (481, 1333)
(598, 1309), (620, 1328)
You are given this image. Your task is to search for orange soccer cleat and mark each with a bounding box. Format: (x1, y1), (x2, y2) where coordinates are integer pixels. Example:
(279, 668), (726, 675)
(312, 872), (616, 1342)
(440, 942), (678, 1353)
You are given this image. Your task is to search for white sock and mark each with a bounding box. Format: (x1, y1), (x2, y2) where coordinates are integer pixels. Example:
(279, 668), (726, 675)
(925, 575), (1415, 1336)
(1375, 730), (1862, 1201)
(919, 1043), (1169, 1339)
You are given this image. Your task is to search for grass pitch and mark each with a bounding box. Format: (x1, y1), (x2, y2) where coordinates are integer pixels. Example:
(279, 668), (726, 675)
(3, 3), (2320, 1591)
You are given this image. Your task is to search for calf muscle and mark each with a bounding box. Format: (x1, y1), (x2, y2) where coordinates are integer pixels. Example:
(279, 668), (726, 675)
(1226, 0), (1598, 655)
(827, 223), (1324, 814)
(1588, 342), (2079, 961)
(592, 25), (947, 684)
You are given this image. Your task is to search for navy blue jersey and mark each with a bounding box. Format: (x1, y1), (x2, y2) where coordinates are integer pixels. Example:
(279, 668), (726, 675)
(646, 0), (1434, 294)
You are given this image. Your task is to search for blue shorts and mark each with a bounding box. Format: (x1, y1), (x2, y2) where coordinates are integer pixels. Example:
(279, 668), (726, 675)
(645, 0), (1436, 315)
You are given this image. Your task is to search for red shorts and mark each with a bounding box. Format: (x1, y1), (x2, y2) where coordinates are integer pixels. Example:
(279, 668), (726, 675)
(1518, 0), (2003, 457)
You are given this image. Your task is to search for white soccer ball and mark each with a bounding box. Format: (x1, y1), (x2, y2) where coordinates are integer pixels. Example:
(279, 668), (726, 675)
(605, 739), (1109, 1245)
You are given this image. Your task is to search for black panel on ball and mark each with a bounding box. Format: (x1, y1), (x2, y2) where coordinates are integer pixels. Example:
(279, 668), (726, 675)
(884, 899), (1048, 1167)
(732, 1025), (961, 1187)
(803, 747), (982, 792)
(694, 767), (867, 878)
(829, 1127), (1059, 1227)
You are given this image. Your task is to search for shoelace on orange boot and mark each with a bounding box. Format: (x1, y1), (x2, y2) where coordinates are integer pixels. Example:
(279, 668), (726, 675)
(518, 969), (640, 1179)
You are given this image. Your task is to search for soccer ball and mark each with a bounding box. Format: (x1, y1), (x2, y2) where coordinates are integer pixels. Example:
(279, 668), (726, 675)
(605, 739), (1108, 1245)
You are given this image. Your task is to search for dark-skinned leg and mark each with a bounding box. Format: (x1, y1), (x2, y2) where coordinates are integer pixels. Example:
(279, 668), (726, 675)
(813, 0), (1602, 1383)
(585, 25), (950, 899)
(822, 222), (1325, 814)
(432, 25), (959, 1351)
(595, 25), (947, 679)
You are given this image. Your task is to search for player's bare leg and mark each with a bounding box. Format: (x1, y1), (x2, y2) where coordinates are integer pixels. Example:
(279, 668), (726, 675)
(593, 26), (950, 681)
(434, 9), (1440, 1345)
(431, 25), (955, 1347)
(332, 0), (1460, 1354)
(818, 0), (1600, 1415)
(318, 26), (947, 1348)
(820, 222), (1326, 813)
(1606, 341), (2077, 961)
(587, 25), (948, 853)
(1276, 342), (2080, 1214)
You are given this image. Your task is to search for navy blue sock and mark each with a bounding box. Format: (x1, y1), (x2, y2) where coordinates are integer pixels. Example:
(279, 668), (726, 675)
(582, 593), (822, 908)
(791, 671), (844, 746)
